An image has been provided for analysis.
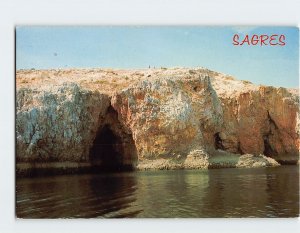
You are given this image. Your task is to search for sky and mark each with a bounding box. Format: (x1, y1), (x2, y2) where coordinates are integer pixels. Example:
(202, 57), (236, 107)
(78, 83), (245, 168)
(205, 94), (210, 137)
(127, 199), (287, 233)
(16, 26), (299, 88)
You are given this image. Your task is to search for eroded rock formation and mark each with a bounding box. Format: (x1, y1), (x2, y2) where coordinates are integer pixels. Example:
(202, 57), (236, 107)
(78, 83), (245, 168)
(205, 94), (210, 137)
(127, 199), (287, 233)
(211, 75), (299, 164)
(16, 68), (299, 175)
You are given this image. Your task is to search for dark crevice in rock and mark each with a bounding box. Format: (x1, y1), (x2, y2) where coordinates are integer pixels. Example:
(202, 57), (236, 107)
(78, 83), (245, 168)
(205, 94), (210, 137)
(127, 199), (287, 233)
(89, 106), (137, 172)
(214, 132), (224, 150)
(267, 111), (278, 130)
(263, 136), (277, 157)
(263, 111), (278, 158)
(237, 142), (243, 155)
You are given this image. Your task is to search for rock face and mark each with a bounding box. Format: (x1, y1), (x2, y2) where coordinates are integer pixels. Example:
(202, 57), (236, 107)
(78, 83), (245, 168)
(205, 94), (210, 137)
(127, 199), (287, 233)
(211, 75), (299, 164)
(111, 74), (222, 159)
(16, 68), (299, 175)
(16, 83), (110, 163)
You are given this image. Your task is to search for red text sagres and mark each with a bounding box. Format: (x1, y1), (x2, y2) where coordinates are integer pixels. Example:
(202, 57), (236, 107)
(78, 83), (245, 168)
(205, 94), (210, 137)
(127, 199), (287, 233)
(232, 34), (286, 46)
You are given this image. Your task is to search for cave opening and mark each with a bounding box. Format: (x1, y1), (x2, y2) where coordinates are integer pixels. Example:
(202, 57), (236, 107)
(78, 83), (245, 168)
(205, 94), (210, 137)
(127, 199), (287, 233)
(89, 107), (137, 172)
(214, 132), (224, 150)
(263, 112), (280, 162)
(263, 136), (276, 157)
(89, 125), (122, 171)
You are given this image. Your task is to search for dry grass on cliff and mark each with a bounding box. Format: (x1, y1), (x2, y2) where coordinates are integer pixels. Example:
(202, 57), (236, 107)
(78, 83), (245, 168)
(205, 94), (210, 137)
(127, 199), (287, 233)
(16, 67), (241, 95)
(17, 67), (297, 98)
(17, 68), (154, 94)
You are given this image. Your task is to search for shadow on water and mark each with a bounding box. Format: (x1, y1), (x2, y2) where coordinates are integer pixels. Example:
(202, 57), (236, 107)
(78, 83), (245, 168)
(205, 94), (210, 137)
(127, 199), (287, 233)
(86, 174), (142, 218)
(16, 166), (299, 218)
(16, 172), (141, 218)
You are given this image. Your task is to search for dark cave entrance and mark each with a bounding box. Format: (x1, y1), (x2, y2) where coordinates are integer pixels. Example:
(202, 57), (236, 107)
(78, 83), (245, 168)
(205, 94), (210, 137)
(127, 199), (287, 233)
(263, 112), (278, 158)
(263, 136), (276, 158)
(90, 125), (123, 171)
(214, 132), (224, 150)
(89, 107), (137, 172)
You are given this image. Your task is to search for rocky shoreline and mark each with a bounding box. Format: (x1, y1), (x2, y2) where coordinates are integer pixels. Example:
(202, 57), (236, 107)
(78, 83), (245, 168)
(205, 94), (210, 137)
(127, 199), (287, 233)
(16, 152), (280, 177)
(137, 152), (280, 170)
(16, 67), (299, 176)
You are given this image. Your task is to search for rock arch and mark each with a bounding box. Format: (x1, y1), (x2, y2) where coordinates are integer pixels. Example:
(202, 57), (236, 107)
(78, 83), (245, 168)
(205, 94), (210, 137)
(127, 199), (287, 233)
(89, 106), (137, 171)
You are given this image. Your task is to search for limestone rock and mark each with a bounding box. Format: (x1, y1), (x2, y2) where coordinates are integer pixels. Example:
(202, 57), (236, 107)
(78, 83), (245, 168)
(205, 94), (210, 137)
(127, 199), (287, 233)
(183, 149), (210, 169)
(111, 73), (223, 159)
(211, 75), (299, 164)
(16, 67), (300, 173)
(136, 158), (182, 170)
(236, 154), (280, 168)
(16, 82), (110, 162)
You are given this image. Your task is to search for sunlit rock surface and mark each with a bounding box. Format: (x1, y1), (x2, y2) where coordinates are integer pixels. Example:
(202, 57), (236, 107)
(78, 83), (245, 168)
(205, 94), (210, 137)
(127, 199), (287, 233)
(16, 68), (299, 175)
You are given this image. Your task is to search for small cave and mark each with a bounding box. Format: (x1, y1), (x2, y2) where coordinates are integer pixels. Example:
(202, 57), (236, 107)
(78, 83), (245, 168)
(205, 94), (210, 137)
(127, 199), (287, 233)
(89, 107), (137, 172)
(193, 86), (201, 92)
(263, 136), (277, 157)
(263, 111), (278, 158)
(214, 132), (224, 150)
(263, 135), (297, 165)
(237, 142), (243, 155)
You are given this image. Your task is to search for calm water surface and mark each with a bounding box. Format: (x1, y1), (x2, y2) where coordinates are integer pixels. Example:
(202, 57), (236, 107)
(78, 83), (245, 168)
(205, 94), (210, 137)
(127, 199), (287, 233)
(16, 166), (299, 218)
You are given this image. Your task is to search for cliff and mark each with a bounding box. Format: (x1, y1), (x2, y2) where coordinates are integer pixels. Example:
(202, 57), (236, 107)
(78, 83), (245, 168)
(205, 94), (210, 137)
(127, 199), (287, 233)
(16, 68), (299, 175)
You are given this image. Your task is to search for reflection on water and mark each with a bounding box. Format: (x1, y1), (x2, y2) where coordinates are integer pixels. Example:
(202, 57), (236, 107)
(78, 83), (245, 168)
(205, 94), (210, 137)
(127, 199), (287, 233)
(16, 166), (299, 218)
